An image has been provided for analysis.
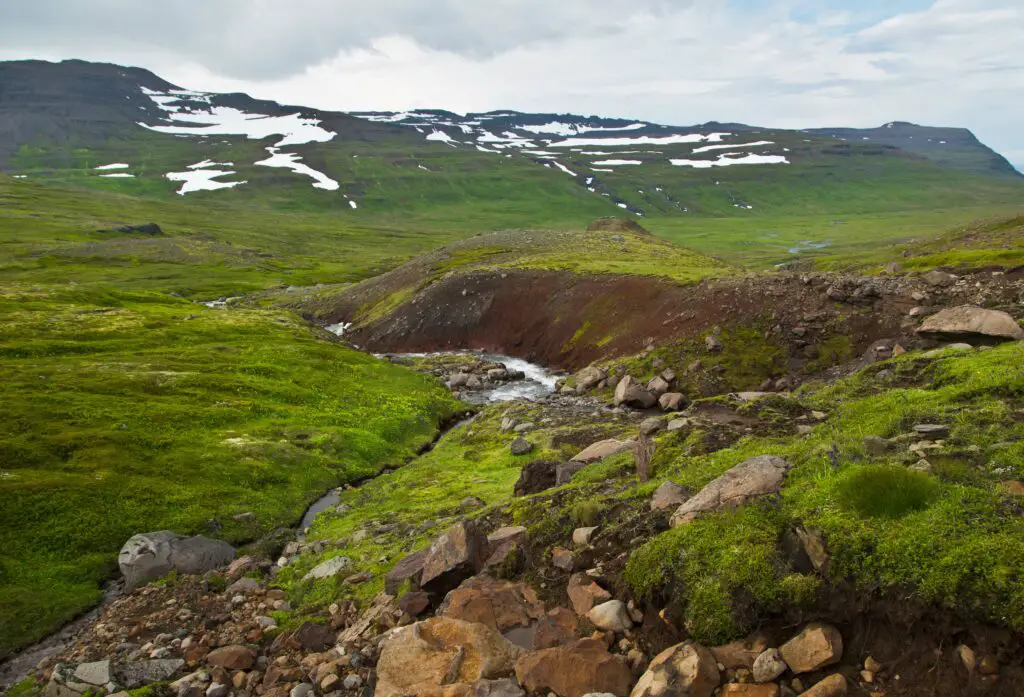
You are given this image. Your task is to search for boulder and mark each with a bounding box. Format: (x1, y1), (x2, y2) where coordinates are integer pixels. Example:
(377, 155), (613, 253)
(658, 393), (686, 412)
(206, 645), (256, 671)
(118, 531), (235, 590)
(917, 305), (1023, 344)
(614, 376), (657, 409)
(303, 555), (352, 581)
(514, 460), (560, 496)
(752, 649), (787, 683)
(630, 641), (720, 697)
(440, 576), (545, 632)
(575, 366), (608, 392)
(115, 659), (186, 689)
(533, 607), (580, 650)
(385, 548), (428, 594)
(572, 526), (599, 547)
(486, 526), (528, 568)
(74, 661), (113, 686)
(567, 573), (613, 616)
(922, 270), (956, 287)
(421, 521), (490, 596)
(650, 482), (688, 512)
(475, 678), (526, 697)
(552, 547), (576, 572)
(376, 617), (524, 697)
(586, 600), (633, 633)
(556, 461), (589, 486)
(510, 437), (535, 456)
(399, 591), (432, 617)
(515, 638), (633, 697)
(640, 417), (665, 436)
(710, 635), (770, 670)
(705, 336), (723, 353)
(571, 439), (636, 464)
(647, 377), (671, 396)
(670, 456), (792, 527)
(778, 623), (843, 674)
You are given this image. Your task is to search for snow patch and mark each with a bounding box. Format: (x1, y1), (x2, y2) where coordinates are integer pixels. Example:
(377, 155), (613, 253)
(95, 163), (130, 171)
(549, 133), (729, 148)
(691, 140), (773, 154)
(255, 148), (340, 190)
(592, 159), (643, 166)
(670, 153), (790, 168)
(166, 169), (246, 195)
(100, 173), (135, 178)
(189, 159), (234, 169)
(517, 121), (647, 136)
(426, 130), (458, 146)
(551, 161), (577, 177)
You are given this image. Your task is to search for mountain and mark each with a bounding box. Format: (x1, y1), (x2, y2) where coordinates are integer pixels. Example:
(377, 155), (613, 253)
(1, 59), (1022, 221)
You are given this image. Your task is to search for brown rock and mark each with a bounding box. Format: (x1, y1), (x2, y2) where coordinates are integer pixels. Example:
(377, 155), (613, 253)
(671, 456), (792, 527)
(376, 617), (523, 697)
(320, 674), (341, 693)
(917, 305), (1024, 344)
(615, 376), (658, 409)
(206, 645), (256, 671)
(575, 366), (608, 392)
(294, 622), (336, 651)
(571, 439), (637, 464)
(711, 635), (770, 670)
(385, 548), (428, 594)
(648, 377), (671, 396)
(800, 674), (847, 697)
(650, 482), (688, 512)
(552, 547), (576, 572)
(513, 460), (560, 496)
(779, 623), (843, 674)
(400, 591), (432, 617)
(723, 685), (779, 697)
(515, 638), (633, 697)
(630, 641), (720, 697)
(1000, 480), (1024, 496)
(226, 555), (258, 580)
(421, 521), (489, 596)
(440, 576), (545, 632)
(567, 573), (613, 616)
(533, 608), (580, 650)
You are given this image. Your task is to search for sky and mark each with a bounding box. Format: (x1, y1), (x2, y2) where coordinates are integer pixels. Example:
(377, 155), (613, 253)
(0, 0), (1021, 169)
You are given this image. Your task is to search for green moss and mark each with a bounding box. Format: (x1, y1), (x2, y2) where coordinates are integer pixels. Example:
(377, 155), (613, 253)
(834, 466), (940, 518)
(5, 678), (42, 697)
(568, 500), (607, 527)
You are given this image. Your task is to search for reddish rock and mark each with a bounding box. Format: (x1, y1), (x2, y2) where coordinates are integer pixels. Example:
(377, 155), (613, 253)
(567, 573), (613, 616)
(630, 641), (720, 697)
(385, 548), (429, 594)
(399, 591), (432, 617)
(515, 638), (633, 697)
(486, 526), (528, 568)
(800, 674), (847, 697)
(711, 635), (770, 670)
(440, 576), (545, 632)
(533, 608), (580, 650)
(206, 645), (255, 671)
(779, 623), (843, 674)
(421, 522), (490, 596)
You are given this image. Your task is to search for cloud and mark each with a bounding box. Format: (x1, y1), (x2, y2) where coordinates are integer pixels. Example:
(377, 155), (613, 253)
(0, 0), (1021, 168)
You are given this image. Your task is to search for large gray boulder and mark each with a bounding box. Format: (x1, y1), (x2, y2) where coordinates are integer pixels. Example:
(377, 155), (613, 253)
(917, 305), (1023, 344)
(670, 456), (792, 527)
(614, 376), (657, 409)
(118, 531), (235, 590)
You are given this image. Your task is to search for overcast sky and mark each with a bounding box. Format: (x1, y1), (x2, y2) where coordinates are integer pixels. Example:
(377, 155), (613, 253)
(1, 0), (1022, 169)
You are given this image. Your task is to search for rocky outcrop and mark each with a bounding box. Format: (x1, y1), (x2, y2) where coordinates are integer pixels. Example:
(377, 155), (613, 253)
(421, 522), (490, 596)
(117, 531), (235, 590)
(571, 439), (636, 464)
(376, 617), (524, 697)
(615, 376), (657, 409)
(670, 456), (792, 527)
(587, 217), (651, 235)
(439, 577), (545, 632)
(917, 305), (1023, 343)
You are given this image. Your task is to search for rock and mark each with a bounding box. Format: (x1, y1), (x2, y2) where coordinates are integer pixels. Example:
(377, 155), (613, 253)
(795, 528), (829, 575)
(291, 684), (314, 697)
(206, 645), (256, 671)
(206, 683), (229, 697)
(228, 577), (262, 594)
(711, 635), (770, 670)
(722, 686), (779, 697)
(344, 571), (372, 585)
(320, 674), (342, 693)
(115, 659), (187, 688)
(511, 437), (535, 456)
(572, 439), (636, 464)
(630, 641), (720, 697)
(515, 638), (633, 697)
(486, 526), (528, 567)
(440, 576), (545, 632)
(862, 436), (895, 457)
(556, 461), (589, 486)
(226, 555), (258, 580)
(705, 336), (724, 353)
(421, 521), (489, 596)
(385, 548), (428, 594)
(489, 369), (510, 381)
(979, 655), (999, 675)
(343, 675), (363, 690)
(115, 223), (164, 236)
(514, 460), (560, 496)
(118, 531), (235, 590)
(647, 377), (671, 395)
(475, 677), (526, 697)
(450, 373), (470, 387)
(586, 600), (633, 633)
(573, 527), (599, 547)
(667, 418), (692, 432)
(567, 573), (613, 616)
(640, 417), (665, 436)
(303, 555), (352, 581)
(533, 607), (580, 650)
(552, 547), (576, 572)
(752, 649), (787, 683)
(294, 622), (336, 650)
(461, 496), (487, 511)
(74, 661), (113, 686)
(778, 623), (843, 674)
(922, 270), (956, 287)
(917, 305), (1023, 343)
(614, 376), (657, 409)
(913, 424), (950, 440)
(799, 674), (847, 697)
(670, 456), (792, 527)
(576, 366), (609, 392)
(400, 590), (432, 616)
(651, 481), (689, 511)
(501, 417), (518, 433)
(376, 617), (524, 697)
(957, 644), (977, 673)
(658, 393), (686, 412)
(513, 423), (535, 434)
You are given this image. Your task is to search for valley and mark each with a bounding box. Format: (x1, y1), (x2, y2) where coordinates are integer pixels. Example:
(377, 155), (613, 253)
(0, 56), (1023, 697)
